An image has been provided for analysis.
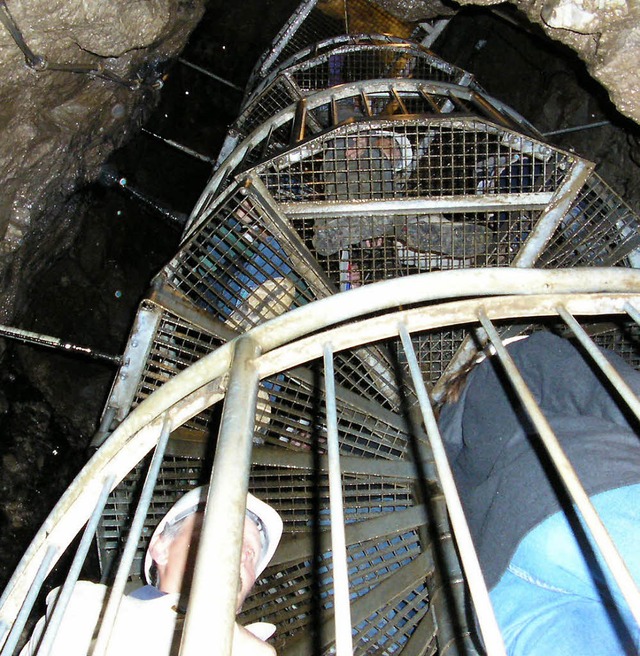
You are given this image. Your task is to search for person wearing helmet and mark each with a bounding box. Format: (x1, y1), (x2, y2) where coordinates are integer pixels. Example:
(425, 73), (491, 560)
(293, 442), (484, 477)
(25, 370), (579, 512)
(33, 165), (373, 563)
(20, 487), (283, 656)
(135, 485), (283, 651)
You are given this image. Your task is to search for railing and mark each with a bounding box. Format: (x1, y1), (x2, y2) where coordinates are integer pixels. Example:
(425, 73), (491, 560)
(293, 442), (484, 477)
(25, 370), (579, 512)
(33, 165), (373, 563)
(2, 268), (640, 655)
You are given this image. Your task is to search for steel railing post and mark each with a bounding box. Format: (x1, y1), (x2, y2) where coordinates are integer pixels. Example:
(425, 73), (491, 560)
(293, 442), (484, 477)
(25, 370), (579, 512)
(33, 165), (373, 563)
(180, 335), (261, 656)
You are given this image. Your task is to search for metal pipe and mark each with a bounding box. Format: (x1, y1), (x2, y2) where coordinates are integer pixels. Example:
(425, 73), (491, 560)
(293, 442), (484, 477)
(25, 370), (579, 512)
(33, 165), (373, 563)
(513, 159), (594, 268)
(36, 476), (115, 656)
(282, 192), (554, 219)
(625, 301), (640, 328)
(92, 416), (173, 656)
(543, 121), (610, 137)
(292, 99), (307, 144)
(180, 336), (261, 656)
(0, 324), (122, 365)
(90, 407), (117, 449)
(258, 0), (317, 75)
(323, 344), (354, 655)
(178, 58), (243, 91)
(479, 311), (640, 629)
(100, 170), (187, 227)
(0, 3), (145, 88)
(0, 546), (57, 656)
(141, 128), (215, 164)
(397, 323), (507, 656)
(0, 1), (45, 69)
(44, 62), (141, 89)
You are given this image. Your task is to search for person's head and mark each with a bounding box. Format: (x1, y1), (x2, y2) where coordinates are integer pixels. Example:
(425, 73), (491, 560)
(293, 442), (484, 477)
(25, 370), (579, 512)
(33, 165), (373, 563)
(145, 486), (283, 611)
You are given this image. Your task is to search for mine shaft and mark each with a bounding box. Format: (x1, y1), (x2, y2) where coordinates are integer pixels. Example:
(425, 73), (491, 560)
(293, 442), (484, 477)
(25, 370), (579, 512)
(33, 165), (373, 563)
(2, 1), (640, 655)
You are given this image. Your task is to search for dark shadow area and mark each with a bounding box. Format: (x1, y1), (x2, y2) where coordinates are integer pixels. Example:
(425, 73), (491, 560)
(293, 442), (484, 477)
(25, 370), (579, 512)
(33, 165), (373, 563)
(434, 7), (640, 209)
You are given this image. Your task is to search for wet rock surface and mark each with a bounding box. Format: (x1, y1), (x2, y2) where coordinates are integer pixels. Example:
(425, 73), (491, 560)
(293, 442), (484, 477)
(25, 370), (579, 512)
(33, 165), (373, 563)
(0, 0), (639, 597)
(0, 186), (181, 587)
(0, 0), (205, 322)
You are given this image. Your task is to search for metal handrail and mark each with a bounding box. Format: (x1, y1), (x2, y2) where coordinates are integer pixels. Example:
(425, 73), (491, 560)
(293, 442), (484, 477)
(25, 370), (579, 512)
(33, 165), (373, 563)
(1, 268), (638, 609)
(2, 267), (640, 655)
(185, 80), (561, 236)
(242, 33), (473, 110)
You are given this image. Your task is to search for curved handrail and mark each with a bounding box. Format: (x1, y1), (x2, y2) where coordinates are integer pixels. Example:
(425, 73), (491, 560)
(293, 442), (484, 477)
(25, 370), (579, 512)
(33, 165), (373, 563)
(185, 79), (555, 236)
(242, 33), (474, 109)
(2, 267), (640, 626)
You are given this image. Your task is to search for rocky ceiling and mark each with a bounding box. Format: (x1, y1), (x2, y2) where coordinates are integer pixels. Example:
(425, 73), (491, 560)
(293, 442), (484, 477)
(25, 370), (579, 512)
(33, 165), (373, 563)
(384, 0), (640, 124)
(0, 0), (639, 588)
(0, 0), (206, 322)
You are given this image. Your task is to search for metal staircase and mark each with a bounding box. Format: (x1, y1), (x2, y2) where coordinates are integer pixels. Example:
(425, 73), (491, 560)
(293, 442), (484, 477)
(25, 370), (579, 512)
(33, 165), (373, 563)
(2, 1), (640, 654)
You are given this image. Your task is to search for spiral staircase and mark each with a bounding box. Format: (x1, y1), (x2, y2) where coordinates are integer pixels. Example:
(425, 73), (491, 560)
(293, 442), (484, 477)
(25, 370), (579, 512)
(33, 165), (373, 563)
(2, 1), (640, 654)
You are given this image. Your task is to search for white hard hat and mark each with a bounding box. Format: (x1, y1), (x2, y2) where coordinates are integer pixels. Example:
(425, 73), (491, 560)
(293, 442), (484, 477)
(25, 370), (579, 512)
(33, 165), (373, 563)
(371, 131), (414, 172)
(144, 485), (283, 584)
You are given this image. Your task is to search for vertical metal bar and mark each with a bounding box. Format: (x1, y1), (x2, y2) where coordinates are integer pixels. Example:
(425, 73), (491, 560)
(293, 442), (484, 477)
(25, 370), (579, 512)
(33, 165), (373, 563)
(625, 301), (640, 328)
(390, 87), (408, 115)
(397, 323), (507, 656)
(471, 91), (516, 130)
(359, 89), (372, 117)
(92, 415), (173, 656)
(261, 124), (276, 160)
(558, 304), (640, 423)
(292, 99), (307, 144)
(323, 344), (354, 656)
(443, 93), (469, 113)
(0, 546), (57, 656)
(434, 160), (594, 403)
(417, 85), (441, 113)
(91, 406), (117, 449)
(180, 336), (261, 656)
(479, 311), (640, 628)
(330, 96), (339, 126)
(36, 476), (115, 656)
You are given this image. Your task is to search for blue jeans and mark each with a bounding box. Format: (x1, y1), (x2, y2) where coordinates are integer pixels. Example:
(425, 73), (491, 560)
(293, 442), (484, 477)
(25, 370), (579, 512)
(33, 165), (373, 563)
(490, 484), (640, 655)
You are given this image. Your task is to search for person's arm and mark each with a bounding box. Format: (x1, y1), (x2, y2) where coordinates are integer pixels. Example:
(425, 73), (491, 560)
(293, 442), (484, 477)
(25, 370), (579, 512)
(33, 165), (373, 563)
(233, 622), (276, 655)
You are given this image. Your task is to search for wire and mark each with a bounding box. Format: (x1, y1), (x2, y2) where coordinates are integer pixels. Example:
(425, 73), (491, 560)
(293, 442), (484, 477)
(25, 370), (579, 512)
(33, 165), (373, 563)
(0, 0), (162, 89)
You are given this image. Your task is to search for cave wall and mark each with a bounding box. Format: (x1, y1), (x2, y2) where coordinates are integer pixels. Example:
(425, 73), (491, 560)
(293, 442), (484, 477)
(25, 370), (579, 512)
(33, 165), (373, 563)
(0, 0), (205, 322)
(382, 0), (640, 128)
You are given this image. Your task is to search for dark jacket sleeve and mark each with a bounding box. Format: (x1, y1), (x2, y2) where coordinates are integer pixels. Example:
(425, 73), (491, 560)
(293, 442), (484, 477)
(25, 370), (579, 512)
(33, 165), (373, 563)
(438, 331), (640, 588)
(441, 331), (640, 485)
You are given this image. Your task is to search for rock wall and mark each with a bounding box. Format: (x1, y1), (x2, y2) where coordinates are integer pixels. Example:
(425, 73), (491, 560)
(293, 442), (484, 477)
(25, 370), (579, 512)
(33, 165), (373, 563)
(0, 0), (204, 322)
(386, 0), (640, 127)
